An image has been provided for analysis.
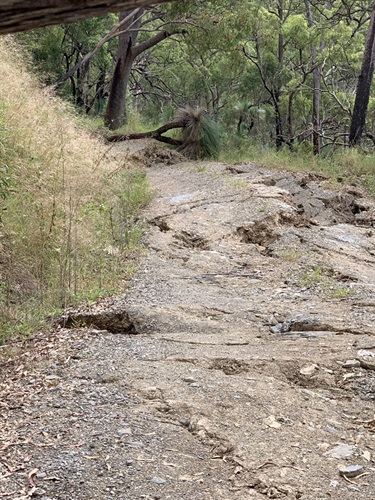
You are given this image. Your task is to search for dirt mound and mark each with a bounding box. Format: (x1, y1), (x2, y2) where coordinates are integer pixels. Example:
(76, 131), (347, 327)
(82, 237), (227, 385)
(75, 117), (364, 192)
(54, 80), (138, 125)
(111, 140), (185, 168)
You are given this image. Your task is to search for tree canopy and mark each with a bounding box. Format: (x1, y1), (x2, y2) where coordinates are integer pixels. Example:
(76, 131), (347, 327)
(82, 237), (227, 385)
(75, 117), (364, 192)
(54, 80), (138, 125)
(12, 0), (375, 152)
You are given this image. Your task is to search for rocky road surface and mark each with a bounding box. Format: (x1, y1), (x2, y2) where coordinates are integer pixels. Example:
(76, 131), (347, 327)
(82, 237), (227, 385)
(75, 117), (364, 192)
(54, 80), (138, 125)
(1, 146), (375, 499)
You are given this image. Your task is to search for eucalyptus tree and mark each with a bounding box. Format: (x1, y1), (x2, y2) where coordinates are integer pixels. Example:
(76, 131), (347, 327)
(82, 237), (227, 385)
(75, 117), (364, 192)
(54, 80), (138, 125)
(104, 1), (194, 130)
(349, 0), (375, 145)
(241, 0), (312, 149)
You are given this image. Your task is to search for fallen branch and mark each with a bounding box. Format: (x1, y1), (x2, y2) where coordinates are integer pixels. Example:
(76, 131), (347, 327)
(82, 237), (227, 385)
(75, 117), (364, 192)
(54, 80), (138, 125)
(106, 119), (185, 143)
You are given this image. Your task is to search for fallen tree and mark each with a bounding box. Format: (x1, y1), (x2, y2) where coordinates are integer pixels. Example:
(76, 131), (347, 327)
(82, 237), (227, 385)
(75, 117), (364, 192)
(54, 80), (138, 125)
(107, 120), (184, 146)
(107, 107), (221, 159)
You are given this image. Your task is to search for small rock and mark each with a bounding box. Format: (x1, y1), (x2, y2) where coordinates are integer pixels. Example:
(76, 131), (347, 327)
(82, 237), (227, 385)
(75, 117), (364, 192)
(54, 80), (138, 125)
(32, 488), (47, 496)
(270, 322), (288, 334)
(323, 426), (339, 434)
(342, 359), (360, 369)
(190, 383), (200, 388)
(263, 415), (282, 429)
(151, 477), (167, 485)
(324, 444), (355, 459)
(362, 450), (371, 462)
(179, 419), (190, 427)
(358, 358), (375, 370)
(357, 349), (374, 358)
(339, 464), (364, 478)
(348, 485), (360, 492)
(127, 441), (144, 449)
(329, 480), (339, 488)
(118, 427), (132, 436)
(89, 329), (105, 335)
(125, 460), (133, 466)
(300, 364), (319, 376)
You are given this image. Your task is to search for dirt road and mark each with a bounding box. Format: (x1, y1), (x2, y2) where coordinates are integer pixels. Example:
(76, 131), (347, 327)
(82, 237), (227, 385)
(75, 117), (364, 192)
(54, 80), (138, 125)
(1, 149), (375, 499)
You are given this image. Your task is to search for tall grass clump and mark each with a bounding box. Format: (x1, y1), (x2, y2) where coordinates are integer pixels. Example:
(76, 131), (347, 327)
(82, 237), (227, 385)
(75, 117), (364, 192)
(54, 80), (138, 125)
(0, 38), (152, 343)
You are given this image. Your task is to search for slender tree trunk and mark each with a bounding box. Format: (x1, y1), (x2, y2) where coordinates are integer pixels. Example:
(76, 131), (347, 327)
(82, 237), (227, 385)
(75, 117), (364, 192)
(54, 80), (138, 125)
(311, 63), (321, 155)
(104, 9), (143, 130)
(274, 90), (283, 150)
(305, 0), (321, 155)
(275, 0), (284, 150)
(76, 57), (90, 112)
(287, 91), (294, 141)
(349, 0), (375, 146)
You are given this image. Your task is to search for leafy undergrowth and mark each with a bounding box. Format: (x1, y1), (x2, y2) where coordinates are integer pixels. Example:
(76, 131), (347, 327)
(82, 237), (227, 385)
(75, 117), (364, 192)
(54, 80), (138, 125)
(0, 38), (152, 344)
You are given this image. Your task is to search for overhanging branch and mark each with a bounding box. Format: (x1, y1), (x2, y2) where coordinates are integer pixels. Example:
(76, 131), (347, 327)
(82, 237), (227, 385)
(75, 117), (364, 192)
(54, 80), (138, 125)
(0, 0), (171, 35)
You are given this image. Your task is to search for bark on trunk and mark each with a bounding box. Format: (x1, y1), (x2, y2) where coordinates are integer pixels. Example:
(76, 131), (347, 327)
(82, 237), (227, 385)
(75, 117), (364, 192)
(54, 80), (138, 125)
(274, 90), (284, 150)
(104, 10), (143, 130)
(312, 64), (321, 155)
(275, 0), (284, 150)
(349, 0), (375, 146)
(53, 9), (141, 91)
(104, 13), (175, 130)
(0, 0), (168, 35)
(305, 0), (322, 155)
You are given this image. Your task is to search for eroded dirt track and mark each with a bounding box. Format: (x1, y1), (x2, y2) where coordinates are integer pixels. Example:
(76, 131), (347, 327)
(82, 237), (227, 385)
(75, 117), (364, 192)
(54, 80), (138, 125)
(2, 155), (375, 499)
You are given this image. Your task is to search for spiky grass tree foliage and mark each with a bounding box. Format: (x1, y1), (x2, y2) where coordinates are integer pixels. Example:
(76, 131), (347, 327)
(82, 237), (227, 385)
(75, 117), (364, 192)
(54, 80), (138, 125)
(175, 106), (221, 159)
(107, 106), (221, 160)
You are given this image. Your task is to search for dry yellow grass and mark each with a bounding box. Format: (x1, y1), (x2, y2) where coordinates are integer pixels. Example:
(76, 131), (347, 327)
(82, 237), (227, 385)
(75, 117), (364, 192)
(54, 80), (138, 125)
(0, 38), (150, 337)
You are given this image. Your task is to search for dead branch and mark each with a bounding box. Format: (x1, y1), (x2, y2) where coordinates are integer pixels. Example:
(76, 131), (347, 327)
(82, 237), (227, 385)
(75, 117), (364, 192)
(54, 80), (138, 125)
(52, 8), (143, 90)
(106, 119), (185, 145)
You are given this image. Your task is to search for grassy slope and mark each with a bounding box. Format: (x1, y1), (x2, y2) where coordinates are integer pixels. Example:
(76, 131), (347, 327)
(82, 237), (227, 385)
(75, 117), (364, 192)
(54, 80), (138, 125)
(0, 38), (151, 341)
(219, 137), (375, 196)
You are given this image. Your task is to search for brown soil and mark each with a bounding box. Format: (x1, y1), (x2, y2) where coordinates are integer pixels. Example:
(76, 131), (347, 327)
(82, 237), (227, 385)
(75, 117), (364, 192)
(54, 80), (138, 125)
(1, 143), (375, 499)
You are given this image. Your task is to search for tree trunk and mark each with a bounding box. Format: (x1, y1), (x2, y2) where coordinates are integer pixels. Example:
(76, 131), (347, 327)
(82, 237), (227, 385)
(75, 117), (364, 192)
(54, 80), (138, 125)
(311, 63), (321, 155)
(104, 10), (143, 130)
(53, 9), (141, 91)
(107, 119), (185, 143)
(275, 0), (284, 150)
(76, 56), (90, 112)
(104, 14), (175, 131)
(349, 0), (375, 146)
(274, 90), (283, 150)
(287, 92), (294, 140)
(305, 0), (321, 155)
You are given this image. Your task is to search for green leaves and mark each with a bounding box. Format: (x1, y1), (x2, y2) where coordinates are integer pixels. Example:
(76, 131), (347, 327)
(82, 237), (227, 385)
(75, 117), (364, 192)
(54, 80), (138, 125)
(282, 15), (309, 48)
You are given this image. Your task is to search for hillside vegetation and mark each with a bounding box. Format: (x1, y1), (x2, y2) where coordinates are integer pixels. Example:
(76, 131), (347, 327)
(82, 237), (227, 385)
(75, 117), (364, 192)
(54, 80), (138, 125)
(0, 39), (151, 342)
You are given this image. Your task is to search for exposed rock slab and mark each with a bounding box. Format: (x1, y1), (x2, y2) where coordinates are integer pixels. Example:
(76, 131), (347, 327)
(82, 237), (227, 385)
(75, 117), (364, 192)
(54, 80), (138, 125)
(2, 158), (375, 499)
